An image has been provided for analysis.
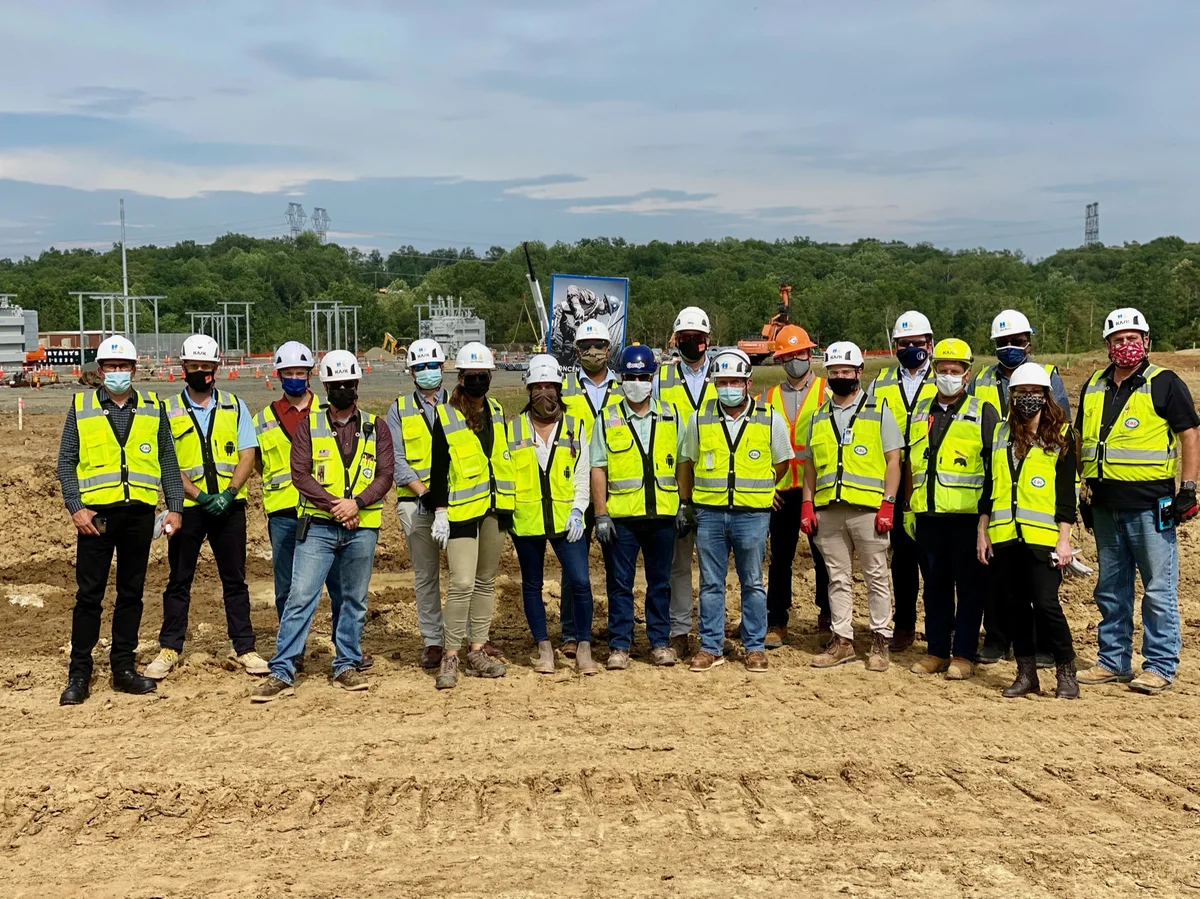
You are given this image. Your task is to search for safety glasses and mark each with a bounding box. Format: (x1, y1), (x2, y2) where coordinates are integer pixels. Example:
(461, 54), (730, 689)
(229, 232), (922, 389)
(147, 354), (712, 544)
(623, 373), (653, 382)
(410, 362), (441, 372)
(577, 340), (607, 352)
(995, 337), (1030, 348)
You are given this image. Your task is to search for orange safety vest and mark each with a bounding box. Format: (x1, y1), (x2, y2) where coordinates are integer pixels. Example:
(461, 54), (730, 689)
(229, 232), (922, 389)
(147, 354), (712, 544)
(761, 377), (826, 491)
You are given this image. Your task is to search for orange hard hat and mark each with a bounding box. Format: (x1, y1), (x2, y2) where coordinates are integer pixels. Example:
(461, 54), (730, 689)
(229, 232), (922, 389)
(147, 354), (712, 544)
(773, 325), (817, 358)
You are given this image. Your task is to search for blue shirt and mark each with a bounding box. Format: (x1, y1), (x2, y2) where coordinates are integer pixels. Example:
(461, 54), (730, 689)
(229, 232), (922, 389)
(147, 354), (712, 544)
(577, 367), (618, 411)
(182, 388), (257, 451)
(653, 356), (711, 405)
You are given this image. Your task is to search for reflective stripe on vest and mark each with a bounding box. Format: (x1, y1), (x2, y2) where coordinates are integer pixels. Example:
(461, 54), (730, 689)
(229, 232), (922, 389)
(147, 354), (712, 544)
(561, 371), (622, 436)
(987, 422), (1064, 547)
(809, 392), (887, 508)
(74, 390), (163, 506)
(869, 365), (937, 451)
(762, 377), (826, 492)
(1080, 365), (1177, 482)
(395, 393), (436, 498)
(254, 405), (301, 515)
(438, 398), (516, 522)
(602, 401), (680, 519)
(692, 398), (776, 510)
(163, 391), (247, 507)
(656, 361), (717, 425)
(508, 413), (581, 537)
(304, 409), (383, 528)
(907, 396), (986, 515)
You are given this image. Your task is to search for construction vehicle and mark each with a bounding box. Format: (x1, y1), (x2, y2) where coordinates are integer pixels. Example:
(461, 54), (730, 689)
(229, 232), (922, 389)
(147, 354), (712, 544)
(7, 368), (59, 388)
(381, 332), (404, 357)
(522, 243), (551, 352)
(737, 283), (793, 365)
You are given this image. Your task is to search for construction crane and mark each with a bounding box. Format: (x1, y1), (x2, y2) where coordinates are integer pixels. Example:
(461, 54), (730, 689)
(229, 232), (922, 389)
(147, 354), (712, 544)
(737, 283), (792, 365)
(522, 242), (550, 352)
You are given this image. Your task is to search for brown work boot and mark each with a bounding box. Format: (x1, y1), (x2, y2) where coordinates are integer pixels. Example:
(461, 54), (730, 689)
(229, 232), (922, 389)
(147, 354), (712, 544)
(561, 640), (578, 659)
(650, 646), (676, 667)
(420, 645), (443, 669)
(689, 650), (725, 672)
(435, 653), (459, 690)
(481, 641), (505, 660)
(670, 634), (691, 659)
(356, 652), (374, 672)
(1077, 664), (1132, 685)
(466, 648), (506, 678)
(866, 633), (890, 672)
(910, 654), (950, 675)
(331, 669), (370, 692)
(889, 629), (916, 652)
(765, 626), (787, 650)
(1129, 669), (1172, 695)
(575, 642), (598, 676)
(811, 635), (856, 668)
(946, 657), (975, 680)
(745, 650), (768, 673)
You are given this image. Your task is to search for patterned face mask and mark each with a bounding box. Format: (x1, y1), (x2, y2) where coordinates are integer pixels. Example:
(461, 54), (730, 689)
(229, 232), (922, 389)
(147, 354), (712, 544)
(1012, 393), (1045, 417)
(1109, 340), (1145, 369)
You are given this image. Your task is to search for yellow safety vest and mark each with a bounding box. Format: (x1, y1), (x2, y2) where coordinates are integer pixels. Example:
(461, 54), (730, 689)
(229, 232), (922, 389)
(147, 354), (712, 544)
(970, 362), (1058, 416)
(394, 391), (440, 499)
(601, 400), (680, 520)
(692, 398), (776, 510)
(810, 392), (888, 509)
(561, 370), (622, 436)
(303, 409), (383, 528)
(254, 398), (322, 515)
(869, 364), (937, 452)
(73, 389), (162, 507)
(907, 396), (986, 515)
(1080, 365), (1177, 482)
(508, 413), (583, 537)
(987, 423), (1065, 548)
(761, 377), (826, 491)
(438, 399), (516, 523)
(163, 390), (247, 508)
(656, 361), (718, 425)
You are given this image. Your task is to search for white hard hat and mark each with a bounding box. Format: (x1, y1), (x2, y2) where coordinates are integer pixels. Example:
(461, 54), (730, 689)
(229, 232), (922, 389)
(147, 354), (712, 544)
(455, 342), (495, 370)
(273, 340), (314, 372)
(672, 306), (711, 334)
(575, 319), (611, 344)
(96, 335), (138, 362)
(824, 341), (865, 368)
(1008, 361), (1051, 389)
(892, 310), (933, 339)
(407, 339), (446, 366)
(1103, 307), (1150, 338)
(319, 350), (361, 383)
(180, 334), (220, 362)
(712, 348), (752, 378)
(990, 310), (1033, 340)
(524, 353), (562, 386)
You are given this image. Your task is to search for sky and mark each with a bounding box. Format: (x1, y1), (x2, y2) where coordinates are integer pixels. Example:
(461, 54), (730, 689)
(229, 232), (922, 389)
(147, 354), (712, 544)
(0, 0), (1196, 261)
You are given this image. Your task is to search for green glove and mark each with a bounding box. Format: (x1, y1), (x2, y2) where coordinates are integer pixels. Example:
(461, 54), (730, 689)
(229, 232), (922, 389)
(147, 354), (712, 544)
(207, 487), (236, 516)
(195, 491), (215, 513)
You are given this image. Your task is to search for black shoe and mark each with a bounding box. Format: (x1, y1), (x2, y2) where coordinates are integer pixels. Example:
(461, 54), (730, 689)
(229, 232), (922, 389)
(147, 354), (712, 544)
(1055, 662), (1079, 700)
(1002, 656), (1041, 698)
(112, 669), (158, 695)
(1035, 652), (1055, 670)
(977, 643), (1010, 665)
(59, 678), (90, 706)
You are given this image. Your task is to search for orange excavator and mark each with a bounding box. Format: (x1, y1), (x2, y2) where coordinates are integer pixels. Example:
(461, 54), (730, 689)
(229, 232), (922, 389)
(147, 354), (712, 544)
(737, 283), (792, 365)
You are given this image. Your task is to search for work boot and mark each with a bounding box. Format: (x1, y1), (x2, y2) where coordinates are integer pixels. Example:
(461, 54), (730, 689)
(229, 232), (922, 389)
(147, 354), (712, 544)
(889, 629), (916, 653)
(1055, 662), (1079, 699)
(1002, 656), (1041, 698)
(561, 640), (578, 660)
(1129, 669), (1172, 695)
(765, 626), (787, 650)
(909, 654), (950, 675)
(233, 651), (269, 676)
(1077, 664), (1132, 685)
(420, 645), (443, 670)
(59, 677), (90, 706)
(435, 654), (460, 690)
(811, 635), (856, 668)
(745, 651), (768, 673)
(533, 640), (555, 674)
(331, 669), (369, 691)
(977, 642), (1011, 665)
(689, 651), (725, 672)
(250, 676), (295, 703)
(606, 649), (629, 671)
(466, 648), (506, 678)
(575, 642), (598, 676)
(650, 646), (676, 667)
(481, 642), (505, 661)
(946, 657), (975, 680)
(112, 669), (157, 695)
(144, 648), (178, 680)
(866, 633), (890, 672)
(670, 634), (691, 660)
(1035, 652), (1055, 670)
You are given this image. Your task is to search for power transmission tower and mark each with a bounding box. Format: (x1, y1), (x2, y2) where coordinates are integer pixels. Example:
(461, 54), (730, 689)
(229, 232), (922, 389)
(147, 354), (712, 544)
(311, 207), (330, 244)
(1085, 202), (1099, 246)
(286, 202), (307, 239)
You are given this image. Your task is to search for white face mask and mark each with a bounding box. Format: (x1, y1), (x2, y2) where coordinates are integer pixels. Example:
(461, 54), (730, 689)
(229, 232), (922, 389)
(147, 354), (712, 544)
(935, 373), (965, 397)
(622, 380), (653, 403)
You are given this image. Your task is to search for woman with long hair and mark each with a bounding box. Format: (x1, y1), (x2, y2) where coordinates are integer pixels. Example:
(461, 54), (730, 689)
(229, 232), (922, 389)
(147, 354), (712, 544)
(977, 362), (1079, 699)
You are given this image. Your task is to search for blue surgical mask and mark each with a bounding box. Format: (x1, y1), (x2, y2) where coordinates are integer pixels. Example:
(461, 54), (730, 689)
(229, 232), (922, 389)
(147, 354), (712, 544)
(415, 369), (443, 390)
(281, 376), (308, 398)
(103, 372), (132, 394)
(717, 386), (745, 407)
(896, 345), (929, 370)
(996, 345), (1028, 369)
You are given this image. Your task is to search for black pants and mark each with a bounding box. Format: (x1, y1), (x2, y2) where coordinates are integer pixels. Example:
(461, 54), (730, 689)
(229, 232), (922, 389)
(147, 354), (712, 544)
(766, 490), (830, 626)
(915, 515), (984, 659)
(992, 542), (1075, 664)
(160, 503), (255, 654)
(983, 568), (1053, 656)
(890, 521), (926, 631)
(71, 504), (155, 679)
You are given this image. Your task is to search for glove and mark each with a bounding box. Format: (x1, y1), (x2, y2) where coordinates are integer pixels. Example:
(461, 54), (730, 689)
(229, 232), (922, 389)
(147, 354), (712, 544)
(195, 491), (213, 512)
(566, 508), (585, 543)
(206, 487), (236, 516)
(1174, 485), (1198, 525)
(874, 499), (895, 534)
(675, 502), (696, 538)
(431, 509), (450, 549)
(799, 500), (818, 536)
(594, 513), (617, 546)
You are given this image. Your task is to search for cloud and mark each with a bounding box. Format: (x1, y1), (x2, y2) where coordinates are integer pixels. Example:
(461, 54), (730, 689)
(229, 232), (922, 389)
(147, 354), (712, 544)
(57, 86), (177, 116)
(249, 41), (381, 81)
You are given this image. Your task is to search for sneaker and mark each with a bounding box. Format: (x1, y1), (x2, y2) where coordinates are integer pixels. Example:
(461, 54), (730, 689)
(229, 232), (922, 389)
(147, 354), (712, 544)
(765, 626), (787, 650)
(331, 669), (370, 692)
(435, 654), (460, 690)
(946, 657), (975, 680)
(251, 676), (294, 703)
(144, 648), (179, 681)
(670, 634), (691, 659)
(480, 642), (505, 661)
(745, 651), (768, 673)
(650, 646), (676, 667)
(811, 635), (856, 668)
(866, 633), (890, 672)
(561, 641), (578, 660)
(234, 651), (270, 676)
(689, 650), (725, 672)
(606, 650), (630, 671)
(888, 629), (915, 653)
(466, 649), (506, 678)
(1077, 664), (1133, 685)
(1129, 670), (1172, 695)
(909, 654), (950, 675)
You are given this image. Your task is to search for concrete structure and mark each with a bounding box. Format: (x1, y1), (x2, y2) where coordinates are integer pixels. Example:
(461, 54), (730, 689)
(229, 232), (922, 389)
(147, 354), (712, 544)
(418, 295), (486, 360)
(0, 296), (31, 367)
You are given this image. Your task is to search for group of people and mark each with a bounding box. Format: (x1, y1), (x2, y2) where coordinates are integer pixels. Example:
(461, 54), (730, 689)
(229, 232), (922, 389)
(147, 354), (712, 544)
(57, 301), (1198, 706)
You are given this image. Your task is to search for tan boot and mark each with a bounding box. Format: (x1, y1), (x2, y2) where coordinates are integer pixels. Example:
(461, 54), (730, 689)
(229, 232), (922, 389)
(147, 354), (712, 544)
(946, 657), (975, 680)
(765, 625), (787, 649)
(532, 640), (555, 674)
(811, 635), (856, 668)
(866, 633), (890, 672)
(575, 641), (598, 676)
(909, 654), (950, 675)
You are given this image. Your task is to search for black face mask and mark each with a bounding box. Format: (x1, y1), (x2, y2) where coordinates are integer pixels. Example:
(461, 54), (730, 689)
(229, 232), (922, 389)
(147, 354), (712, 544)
(678, 338), (707, 363)
(185, 370), (215, 393)
(828, 377), (859, 398)
(327, 385), (357, 410)
(462, 373), (490, 398)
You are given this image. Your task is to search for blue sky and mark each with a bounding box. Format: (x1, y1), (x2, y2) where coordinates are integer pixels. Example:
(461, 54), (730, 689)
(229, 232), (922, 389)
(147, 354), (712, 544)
(0, 0), (1195, 260)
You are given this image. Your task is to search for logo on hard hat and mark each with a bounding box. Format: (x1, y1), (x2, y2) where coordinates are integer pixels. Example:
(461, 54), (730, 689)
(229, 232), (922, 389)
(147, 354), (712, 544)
(1124, 417), (1140, 429)
(1030, 476), (1046, 488)
(787, 336), (797, 346)
(139, 442), (152, 454)
(627, 360), (646, 369)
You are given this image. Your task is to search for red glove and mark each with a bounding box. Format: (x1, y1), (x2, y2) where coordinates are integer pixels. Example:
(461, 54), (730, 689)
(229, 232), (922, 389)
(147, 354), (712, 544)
(875, 500), (895, 534)
(799, 500), (818, 535)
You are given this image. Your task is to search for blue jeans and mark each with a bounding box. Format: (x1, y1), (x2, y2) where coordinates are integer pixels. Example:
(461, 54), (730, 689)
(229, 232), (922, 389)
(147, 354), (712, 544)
(268, 515), (298, 620)
(513, 534), (594, 643)
(269, 522), (377, 683)
(557, 525), (591, 643)
(603, 519), (674, 651)
(696, 509), (770, 656)
(1093, 505), (1181, 680)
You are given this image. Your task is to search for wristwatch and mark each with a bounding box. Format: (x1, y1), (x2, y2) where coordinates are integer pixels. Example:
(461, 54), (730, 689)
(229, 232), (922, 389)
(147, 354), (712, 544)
(1183, 481), (1197, 491)
(883, 494), (897, 504)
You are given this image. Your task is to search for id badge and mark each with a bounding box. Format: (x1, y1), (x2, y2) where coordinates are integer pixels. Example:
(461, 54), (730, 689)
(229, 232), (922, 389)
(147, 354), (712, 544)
(842, 427), (854, 446)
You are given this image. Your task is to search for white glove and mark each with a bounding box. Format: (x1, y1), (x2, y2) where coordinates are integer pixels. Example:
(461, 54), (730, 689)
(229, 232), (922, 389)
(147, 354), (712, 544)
(431, 509), (450, 549)
(566, 508), (585, 543)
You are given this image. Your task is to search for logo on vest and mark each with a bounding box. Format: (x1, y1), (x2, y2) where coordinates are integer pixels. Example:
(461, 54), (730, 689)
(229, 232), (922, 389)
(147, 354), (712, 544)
(748, 449), (761, 460)
(1124, 417), (1140, 429)
(1030, 476), (1047, 488)
(852, 445), (868, 456)
(138, 442), (152, 454)
(362, 468), (373, 480)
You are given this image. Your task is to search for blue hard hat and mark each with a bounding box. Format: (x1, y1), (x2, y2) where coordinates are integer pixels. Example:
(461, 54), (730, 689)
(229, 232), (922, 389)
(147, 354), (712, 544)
(618, 344), (656, 375)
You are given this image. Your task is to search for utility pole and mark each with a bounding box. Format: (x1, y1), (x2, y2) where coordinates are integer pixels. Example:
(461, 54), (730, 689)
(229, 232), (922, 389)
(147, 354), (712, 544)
(311, 207), (330, 244)
(1085, 202), (1099, 246)
(286, 202), (307, 239)
(120, 198), (129, 302)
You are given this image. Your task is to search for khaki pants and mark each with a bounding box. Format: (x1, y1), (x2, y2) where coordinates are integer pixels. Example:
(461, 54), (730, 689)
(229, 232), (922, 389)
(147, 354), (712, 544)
(443, 515), (506, 649)
(813, 503), (893, 641)
(397, 500), (443, 648)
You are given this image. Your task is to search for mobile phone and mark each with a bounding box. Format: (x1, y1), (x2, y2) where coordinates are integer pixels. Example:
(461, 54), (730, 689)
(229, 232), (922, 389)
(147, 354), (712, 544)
(1157, 496), (1175, 532)
(94, 515), (107, 534)
(295, 514), (311, 543)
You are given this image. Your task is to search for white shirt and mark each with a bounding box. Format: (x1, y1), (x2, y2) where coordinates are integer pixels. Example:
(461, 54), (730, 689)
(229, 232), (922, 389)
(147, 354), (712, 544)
(526, 414), (590, 515)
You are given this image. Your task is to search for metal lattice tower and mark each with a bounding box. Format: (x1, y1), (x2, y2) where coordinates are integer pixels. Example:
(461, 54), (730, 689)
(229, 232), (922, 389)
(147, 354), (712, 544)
(1085, 202), (1099, 246)
(286, 202), (307, 239)
(311, 207), (330, 243)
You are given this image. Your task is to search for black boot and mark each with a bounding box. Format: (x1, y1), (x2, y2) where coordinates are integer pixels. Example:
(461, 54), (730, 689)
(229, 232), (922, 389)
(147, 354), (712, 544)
(1002, 656), (1041, 698)
(59, 677), (90, 706)
(1055, 662), (1079, 700)
(112, 669), (157, 695)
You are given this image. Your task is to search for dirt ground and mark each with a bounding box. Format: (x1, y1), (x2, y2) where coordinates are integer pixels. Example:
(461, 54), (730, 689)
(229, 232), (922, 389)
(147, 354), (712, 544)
(3, 355), (1200, 898)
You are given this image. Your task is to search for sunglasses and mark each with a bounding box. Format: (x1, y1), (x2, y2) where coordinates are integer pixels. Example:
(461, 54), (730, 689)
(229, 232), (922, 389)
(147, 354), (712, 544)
(896, 339), (929, 349)
(410, 362), (441, 372)
(623, 373), (654, 382)
(577, 340), (607, 352)
(995, 337), (1029, 348)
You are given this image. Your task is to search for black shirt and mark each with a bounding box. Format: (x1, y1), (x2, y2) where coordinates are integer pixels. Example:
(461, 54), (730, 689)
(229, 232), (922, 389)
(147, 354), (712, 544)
(1075, 360), (1200, 511)
(428, 404), (501, 538)
(916, 395), (1000, 518)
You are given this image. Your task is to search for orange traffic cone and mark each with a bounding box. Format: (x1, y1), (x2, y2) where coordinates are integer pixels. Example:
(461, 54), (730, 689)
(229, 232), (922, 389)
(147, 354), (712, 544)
(255, 366), (261, 378)
(365, 362), (372, 374)
(167, 371), (175, 382)
(265, 377), (272, 390)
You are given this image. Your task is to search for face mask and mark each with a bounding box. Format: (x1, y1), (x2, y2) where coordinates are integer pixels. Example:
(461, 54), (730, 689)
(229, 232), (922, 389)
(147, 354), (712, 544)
(414, 369), (443, 390)
(828, 377), (859, 398)
(678, 338), (706, 363)
(326, 385), (357, 410)
(896, 345), (929, 370)
(995, 345), (1028, 369)
(1109, 341), (1146, 369)
(530, 395), (561, 421)
(622, 380), (653, 403)
(1012, 393), (1045, 418)
(281, 377), (308, 398)
(103, 372), (132, 394)
(578, 347), (608, 373)
(185, 370), (214, 393)
(935, 373), (965, 397)
(717, 386), (745, 407)
(462, 373), (490, 398)
(782, 358), (810, 379)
